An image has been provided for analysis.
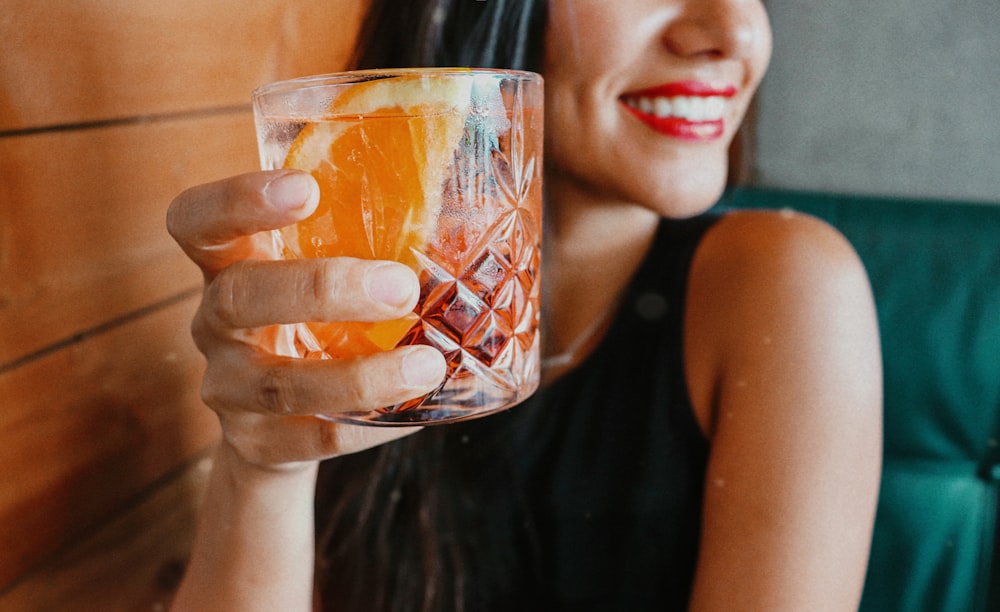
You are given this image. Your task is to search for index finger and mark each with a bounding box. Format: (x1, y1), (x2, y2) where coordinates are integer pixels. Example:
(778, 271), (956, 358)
(166, 170), (319, 274)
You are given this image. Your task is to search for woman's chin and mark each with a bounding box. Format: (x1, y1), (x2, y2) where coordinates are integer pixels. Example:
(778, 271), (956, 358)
(641, 166), (729, 219)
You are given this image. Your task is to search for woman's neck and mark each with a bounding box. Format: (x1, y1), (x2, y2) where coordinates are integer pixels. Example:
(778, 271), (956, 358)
(540, 174), (660, 378)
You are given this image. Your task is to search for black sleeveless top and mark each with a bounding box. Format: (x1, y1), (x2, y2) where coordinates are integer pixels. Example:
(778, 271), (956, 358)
(317, 213), (721, 612)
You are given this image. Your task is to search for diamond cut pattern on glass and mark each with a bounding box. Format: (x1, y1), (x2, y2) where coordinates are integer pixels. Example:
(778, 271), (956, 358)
(403, 211), (538, 410)
(382, 77), (541, 418)
(408, 205), (538, 374)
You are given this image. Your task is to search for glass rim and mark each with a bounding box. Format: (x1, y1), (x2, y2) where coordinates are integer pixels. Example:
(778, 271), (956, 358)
(252, 67), (543, 100)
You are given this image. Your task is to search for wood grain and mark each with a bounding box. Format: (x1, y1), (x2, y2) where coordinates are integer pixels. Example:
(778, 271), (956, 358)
(0, 112), (256, 366)
(0, 0), (366, 132)
(0, 454), (213, 610)
(0, 296), (219, 590)
(0, 0), (366, 602)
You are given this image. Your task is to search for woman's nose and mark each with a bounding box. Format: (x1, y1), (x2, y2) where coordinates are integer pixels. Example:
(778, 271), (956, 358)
(661, 0), (768, 61)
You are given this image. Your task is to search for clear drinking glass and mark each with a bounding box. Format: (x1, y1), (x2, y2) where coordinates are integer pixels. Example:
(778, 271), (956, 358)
(252, 68), (544, 425)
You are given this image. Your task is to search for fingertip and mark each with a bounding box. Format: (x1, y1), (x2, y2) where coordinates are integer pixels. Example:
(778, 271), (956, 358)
(263, 170), (319, 217)
(365, 263), (420, 310)
(400, 346), (447, 390)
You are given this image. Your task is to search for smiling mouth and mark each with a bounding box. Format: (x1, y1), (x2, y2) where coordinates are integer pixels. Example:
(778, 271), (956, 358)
(620, 82), (736, 141)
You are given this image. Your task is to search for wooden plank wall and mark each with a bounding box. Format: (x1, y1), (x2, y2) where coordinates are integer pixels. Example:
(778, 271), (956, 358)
(0, 1), (365, 608)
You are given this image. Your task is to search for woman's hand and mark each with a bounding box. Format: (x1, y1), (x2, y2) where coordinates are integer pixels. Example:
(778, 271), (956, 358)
(166, 169), (446, 469)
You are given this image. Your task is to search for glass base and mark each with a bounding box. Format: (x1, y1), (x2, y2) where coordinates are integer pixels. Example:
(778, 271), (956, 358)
(326, 363), (540, 426)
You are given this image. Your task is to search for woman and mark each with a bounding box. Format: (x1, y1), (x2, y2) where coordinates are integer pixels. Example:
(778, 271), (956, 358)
(168, 0), (883, 610)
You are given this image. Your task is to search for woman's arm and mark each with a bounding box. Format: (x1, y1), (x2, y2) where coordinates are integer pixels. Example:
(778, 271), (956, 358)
(165, 170), (445, 610)
(685, 210), (883, 611)
(171, 445), (319, 611)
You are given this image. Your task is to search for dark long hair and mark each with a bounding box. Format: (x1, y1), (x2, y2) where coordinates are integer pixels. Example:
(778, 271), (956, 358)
(315, 2), (548, 611)
(350, 0), (546, 71)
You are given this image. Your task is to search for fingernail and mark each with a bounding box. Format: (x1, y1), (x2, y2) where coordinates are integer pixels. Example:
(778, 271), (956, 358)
(366, 264), (417, 308)
(264, 172), (317, 211)
(401, 348), (446, 388)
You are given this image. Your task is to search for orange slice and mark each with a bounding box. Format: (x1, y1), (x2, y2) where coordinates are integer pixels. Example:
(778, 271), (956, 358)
(279, 72), (475, 358)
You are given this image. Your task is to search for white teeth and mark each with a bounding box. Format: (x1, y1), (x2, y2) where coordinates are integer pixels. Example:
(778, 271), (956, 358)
(672, 96), (692, 118)
(653, 97), (672, 118)
(626, 95), (727, 121)
(705, 96), (726, 117)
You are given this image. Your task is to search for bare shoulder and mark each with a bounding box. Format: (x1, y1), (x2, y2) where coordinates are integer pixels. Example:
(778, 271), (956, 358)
(699, 208), (868, 287)
(684, 208), (881, 435)
(690, 208), (874, 323)
(684, 208), (884, 609)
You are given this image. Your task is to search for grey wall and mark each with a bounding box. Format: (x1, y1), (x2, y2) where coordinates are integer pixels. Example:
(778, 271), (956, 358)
(755, 0), (1000, 204)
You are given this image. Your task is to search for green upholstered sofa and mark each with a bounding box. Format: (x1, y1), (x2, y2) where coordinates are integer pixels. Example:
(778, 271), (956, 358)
(721, 188), (1000, 612)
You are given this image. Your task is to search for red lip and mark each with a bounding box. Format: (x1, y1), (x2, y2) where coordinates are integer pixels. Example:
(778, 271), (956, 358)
(624, 80), (737, 99)
(621, 106), (723, 141)
(620, 81), (736, 141)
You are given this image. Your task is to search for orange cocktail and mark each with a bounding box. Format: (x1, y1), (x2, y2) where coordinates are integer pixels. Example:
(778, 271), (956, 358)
(252, 69), (543, 425)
